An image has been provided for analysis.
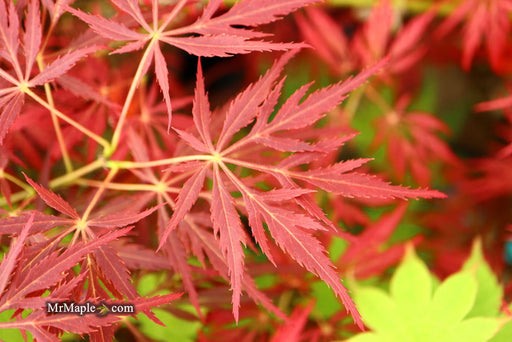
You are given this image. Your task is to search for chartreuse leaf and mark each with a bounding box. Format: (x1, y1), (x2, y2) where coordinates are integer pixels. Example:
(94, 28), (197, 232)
(353, 286), (413, 341)
(462, 239), (503, 318)
(423, 270), (477, 340)
(346, 244), (508, 342)
(390, 246), (432, 339)
(490, 319), (512, 342)
(436, 318), (503, 342)
(346, 332), (392, 342)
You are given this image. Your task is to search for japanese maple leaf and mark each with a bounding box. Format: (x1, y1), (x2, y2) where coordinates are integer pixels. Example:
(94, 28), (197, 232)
(0, 213), (181, 341)
(11, 176), (161, 307)
(296, 0), (434, 76)
(270, 302), (314, 342)
(122, 132), (283, 320)
(371, 94), (460, 186)
(295, 6), (356, 76)
(352, 0), (435, 74)
(476, 95), (512, 114)
(469, 91), (512, 200)
(476, 94), (512, 158)
(156, 51), (445, 328)
(461, 156), (512, 201)
(0, 0), (98, 144)
(67, 0), (320, 129)
(338, 204), (418, 279)
(436, 0), (512, 71)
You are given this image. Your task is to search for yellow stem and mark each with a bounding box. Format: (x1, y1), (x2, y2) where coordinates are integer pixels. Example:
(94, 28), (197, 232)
(23, 88), (110, 150)
(76, 179), (180, 193)
(36, 54), (73, 172)
(108, 155), (214, 169)
(0, 171), (34, 193)
(50, 158), (105, 188)
(0, 158), (105, 208)
(108, 39), (155, 157)
(81, 167), (118, 222)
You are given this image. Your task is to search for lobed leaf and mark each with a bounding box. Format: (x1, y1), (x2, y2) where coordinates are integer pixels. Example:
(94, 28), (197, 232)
(24, 174), (80, 219)
(8, 227), (132, 305)
(198, 0), (322, 31)
(0, 211), (72, 236)
(0, 92), (24, 145)
(88, 204), (161, 228)
(29, 45), (99, 86)
(0, 212), (34, 298)
(23, 0), (42, 79)
(66, 6), (145, 42)
(161, 35), (302, 58)
(160, 166), (207, 244)
(211, 165), (247, 322)
(93, 245), (138, 299)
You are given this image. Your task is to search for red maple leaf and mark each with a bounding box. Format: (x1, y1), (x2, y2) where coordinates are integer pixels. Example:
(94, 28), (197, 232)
(0, 0), (99, 144)
(436, 0), (512, 71)
(153, 50), (445, 328)
(67, 0), (319, 131)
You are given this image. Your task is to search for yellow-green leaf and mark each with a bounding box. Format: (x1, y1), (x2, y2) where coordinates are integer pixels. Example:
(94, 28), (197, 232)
(462, 239), (503, 318)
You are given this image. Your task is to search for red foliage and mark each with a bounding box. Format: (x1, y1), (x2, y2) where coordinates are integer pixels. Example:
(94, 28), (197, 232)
(1, 0), (511, 340)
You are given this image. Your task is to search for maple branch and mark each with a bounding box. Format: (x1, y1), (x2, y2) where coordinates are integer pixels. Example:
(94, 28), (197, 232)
(107, 155), (214, 169)
(0, 170), (34, 194)
(36, 54), (73, 173)
(0, 191), (31, 207)
(108, 39), (155, 157)
(81, 167), (118, 222)
(0, 158), (106, 207)
(40, 17), (58, 59)
(50, 158), (106, 188)
(76, 179), (181, 193)
(23, 88), (111, 150)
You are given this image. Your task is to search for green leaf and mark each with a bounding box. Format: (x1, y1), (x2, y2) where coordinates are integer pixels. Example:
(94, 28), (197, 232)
(489, 319), (512, 342)
(389, 246), (432, 340)
(346, 332), (393, 342)
(437, 318), (503, 342)
(391, 246), (432, 318)
(462, 239), (503, 318)
(349, 243), (506, 342)
(354, 287), (412, 341)
(425, 270), (478, 339)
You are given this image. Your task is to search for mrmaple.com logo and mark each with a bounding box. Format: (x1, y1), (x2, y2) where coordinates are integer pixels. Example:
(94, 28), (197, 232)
(46, 301), (135, 317)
